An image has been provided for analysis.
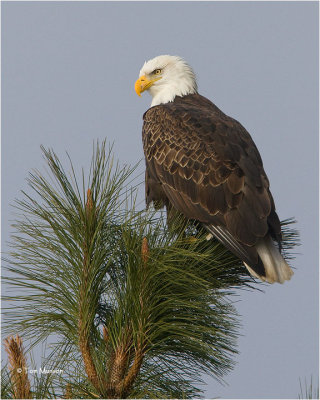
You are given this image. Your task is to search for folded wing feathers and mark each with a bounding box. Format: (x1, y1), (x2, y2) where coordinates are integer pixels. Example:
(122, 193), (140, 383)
(143, 94), (294, 284)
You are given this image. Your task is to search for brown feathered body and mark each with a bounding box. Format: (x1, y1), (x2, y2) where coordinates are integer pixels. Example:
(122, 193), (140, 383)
(142, 93), (293, 283)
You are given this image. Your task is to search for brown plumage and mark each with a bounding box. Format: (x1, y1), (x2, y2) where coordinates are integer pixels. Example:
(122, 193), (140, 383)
(136, 55), (293, 284)
(142, 94), (292, 283)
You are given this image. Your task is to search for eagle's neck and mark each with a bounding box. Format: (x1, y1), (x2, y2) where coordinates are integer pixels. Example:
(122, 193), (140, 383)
(150, 80), (197, 107)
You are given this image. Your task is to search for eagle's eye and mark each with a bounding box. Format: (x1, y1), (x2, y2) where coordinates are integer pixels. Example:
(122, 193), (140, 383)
(153, 69), (162, 75)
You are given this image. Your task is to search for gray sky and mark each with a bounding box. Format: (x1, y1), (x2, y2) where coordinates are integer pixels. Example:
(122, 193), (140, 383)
(2, 1), (319, 398)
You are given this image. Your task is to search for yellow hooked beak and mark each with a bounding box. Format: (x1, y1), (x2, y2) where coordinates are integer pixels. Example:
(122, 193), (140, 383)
(135, 75), (161, 97)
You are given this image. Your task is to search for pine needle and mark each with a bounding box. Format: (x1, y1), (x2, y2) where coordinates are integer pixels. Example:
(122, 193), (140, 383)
(4, 335), (31, 399)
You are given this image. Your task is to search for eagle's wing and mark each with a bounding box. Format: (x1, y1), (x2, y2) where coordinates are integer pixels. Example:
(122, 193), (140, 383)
(142, 95), (281, 270)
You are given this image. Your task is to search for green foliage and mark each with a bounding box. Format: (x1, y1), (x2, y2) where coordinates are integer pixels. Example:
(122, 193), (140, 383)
(1, 367), (13, 399)
(2, 140), (296, 398)
(298, 376), (319, 400)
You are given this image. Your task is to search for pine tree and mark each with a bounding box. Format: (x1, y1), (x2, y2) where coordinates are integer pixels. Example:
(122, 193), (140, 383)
(2, 141), (297, 399)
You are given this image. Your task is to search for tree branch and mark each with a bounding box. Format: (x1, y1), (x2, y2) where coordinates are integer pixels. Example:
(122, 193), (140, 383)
(4, 335), (31, 399)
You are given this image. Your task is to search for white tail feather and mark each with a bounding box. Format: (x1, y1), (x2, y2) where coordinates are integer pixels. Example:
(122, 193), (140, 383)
(245, 236), (294, 284)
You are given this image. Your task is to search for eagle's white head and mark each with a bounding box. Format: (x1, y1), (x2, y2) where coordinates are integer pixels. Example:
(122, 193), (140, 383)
(135, 55), (198, 107)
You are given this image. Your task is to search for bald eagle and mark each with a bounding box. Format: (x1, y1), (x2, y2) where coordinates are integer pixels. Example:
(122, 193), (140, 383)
(135, 55), (293, 284)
